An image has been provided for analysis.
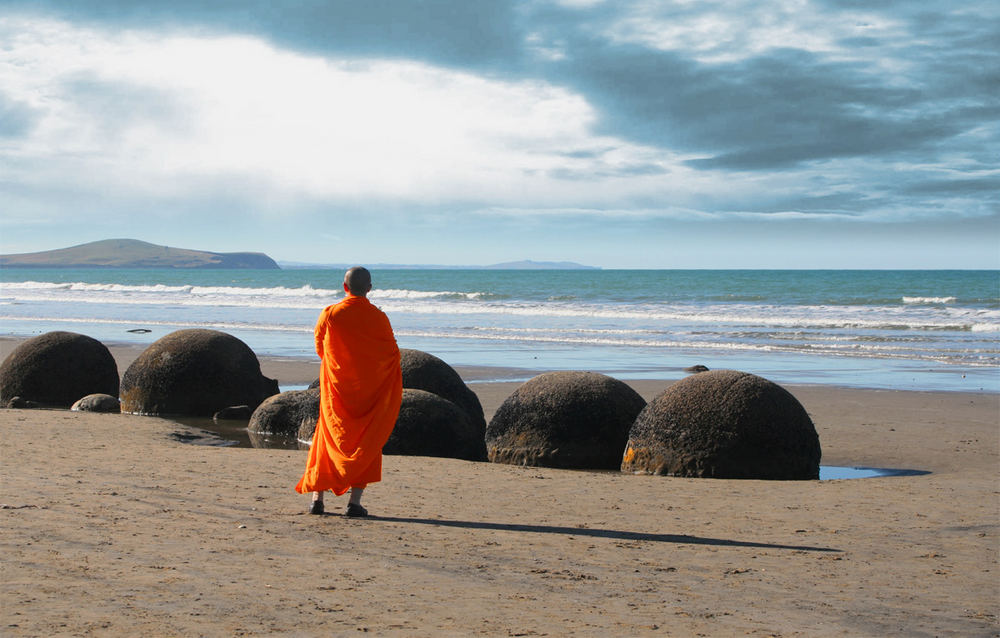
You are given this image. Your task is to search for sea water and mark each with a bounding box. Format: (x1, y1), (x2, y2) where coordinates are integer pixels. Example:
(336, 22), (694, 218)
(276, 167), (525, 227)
(1, 268), (997, 392)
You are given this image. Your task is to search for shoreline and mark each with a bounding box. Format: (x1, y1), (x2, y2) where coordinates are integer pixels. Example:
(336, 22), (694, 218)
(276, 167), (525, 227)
(3, 335), (997, 395)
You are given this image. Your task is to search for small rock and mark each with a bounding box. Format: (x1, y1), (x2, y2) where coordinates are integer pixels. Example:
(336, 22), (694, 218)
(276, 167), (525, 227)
(683, 365), (710, 373)
(71, 394), (121, 413)
(3, 396), (40, 409)
(213, 405), (252, 421)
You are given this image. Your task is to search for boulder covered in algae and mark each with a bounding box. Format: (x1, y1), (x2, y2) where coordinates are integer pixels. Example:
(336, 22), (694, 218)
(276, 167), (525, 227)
(0, 331), (119, 408)
(250, 388), (320, 438)
(383, 389), (487, 461)
(486, 371), (646, 470)
(622, 369), (821, 479)
(400, 349), (487, 443)
(120, 329), (278, 417)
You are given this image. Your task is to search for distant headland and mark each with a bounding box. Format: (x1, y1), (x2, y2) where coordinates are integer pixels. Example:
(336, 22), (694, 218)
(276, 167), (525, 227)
(0, 239), (280, 269)
(0, 239), (598, 270)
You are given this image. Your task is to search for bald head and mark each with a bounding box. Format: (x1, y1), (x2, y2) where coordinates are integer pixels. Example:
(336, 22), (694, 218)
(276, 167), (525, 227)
(344, 266), (372, 297)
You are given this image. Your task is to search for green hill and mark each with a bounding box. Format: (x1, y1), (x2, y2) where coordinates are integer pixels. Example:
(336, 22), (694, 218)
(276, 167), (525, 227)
(0, 239), (280, 269)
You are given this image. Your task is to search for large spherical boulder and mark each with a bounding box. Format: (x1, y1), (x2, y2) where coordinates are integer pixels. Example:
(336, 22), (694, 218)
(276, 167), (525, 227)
(400, 349), (486, 439)
(383, 389), (486, 461)
(249, 388), (320, 437)
(486, 371), (646, 470)
(622, 370), (821, 479)
(120, 329), (278, 417)
(0, 331), (119, 408)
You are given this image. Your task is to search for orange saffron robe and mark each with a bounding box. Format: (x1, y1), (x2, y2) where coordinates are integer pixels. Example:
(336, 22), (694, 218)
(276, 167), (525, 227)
(295, 294), (403, 496)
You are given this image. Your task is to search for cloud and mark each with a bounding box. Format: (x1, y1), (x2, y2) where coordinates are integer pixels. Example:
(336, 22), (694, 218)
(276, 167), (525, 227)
(904, 176), (1000, 195)
(2, 0), (526, 69)
(519, 0), (1000, 175)
(0, 1), (997, 267)
(0, 17), (704, 218)
(0, 93), (37, 137)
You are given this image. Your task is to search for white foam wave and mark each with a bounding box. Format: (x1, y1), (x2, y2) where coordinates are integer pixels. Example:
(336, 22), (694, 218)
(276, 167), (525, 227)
(0, 280), (490, 303)
(971, 323), (1000, 332)
(393, 328), (999, 366)
(0, 315), (312, 334)
(371, 288), (488, 300)
(902, 296), (957, 305)
(4, 281), (998, 333)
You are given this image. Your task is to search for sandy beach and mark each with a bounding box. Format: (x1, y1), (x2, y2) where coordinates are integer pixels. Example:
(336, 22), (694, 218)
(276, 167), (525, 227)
(1, 341), (998, 636)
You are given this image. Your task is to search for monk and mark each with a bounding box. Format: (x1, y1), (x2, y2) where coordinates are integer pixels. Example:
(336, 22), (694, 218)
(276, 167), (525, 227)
(295, 267), (403, 517)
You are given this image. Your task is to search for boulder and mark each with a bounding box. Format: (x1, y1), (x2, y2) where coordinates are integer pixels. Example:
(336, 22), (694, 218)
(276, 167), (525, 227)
(383, 389), (486, 461)
(0, 331), (119, 408)
(249, 388), (320, 437)
(486, 371), (646, 470)
(119, 329), (278, 417)
(71, 393), (121, 413)
(400, 349), (486, 440)
(622, 370), (821, 479)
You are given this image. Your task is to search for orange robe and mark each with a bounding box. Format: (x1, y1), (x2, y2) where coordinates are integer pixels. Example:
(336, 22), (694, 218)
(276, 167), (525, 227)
(295, 294), (402, 496)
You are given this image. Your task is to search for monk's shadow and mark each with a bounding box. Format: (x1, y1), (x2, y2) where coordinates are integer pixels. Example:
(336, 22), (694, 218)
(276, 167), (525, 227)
(371, 516), (841, 553)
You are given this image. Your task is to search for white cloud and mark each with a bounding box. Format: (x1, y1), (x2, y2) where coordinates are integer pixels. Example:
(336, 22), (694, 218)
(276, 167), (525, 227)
(601, 0), (904, 64)
(0, 17), (697, 211)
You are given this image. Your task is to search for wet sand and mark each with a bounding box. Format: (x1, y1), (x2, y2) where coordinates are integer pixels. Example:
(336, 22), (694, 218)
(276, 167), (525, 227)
(1, 341), (998, 636)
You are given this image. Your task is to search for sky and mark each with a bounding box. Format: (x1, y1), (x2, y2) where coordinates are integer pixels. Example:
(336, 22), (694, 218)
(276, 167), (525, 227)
(0, 1), (998, 269)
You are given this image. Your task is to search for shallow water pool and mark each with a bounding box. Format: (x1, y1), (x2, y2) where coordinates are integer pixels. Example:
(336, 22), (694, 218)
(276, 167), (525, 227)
(819, 466), (930, 480)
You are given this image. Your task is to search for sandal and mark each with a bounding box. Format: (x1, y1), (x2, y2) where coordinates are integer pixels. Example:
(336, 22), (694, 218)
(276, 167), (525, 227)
(345, 502), (368, 518)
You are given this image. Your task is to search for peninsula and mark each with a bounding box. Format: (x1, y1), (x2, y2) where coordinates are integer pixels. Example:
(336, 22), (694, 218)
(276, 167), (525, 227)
(0, 239), (280, 269)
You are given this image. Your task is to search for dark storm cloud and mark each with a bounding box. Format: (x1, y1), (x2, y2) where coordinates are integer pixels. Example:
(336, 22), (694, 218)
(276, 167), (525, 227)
(556, 38), (992, 170)
(532, 2), (998, 171)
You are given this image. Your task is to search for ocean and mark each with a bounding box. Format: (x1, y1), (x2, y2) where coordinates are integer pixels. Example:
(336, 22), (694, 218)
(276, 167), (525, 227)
(1, 268), (997, 392)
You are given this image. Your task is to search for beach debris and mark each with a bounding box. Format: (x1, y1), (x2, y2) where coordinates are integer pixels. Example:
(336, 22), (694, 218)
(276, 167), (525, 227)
(71, 393), (121, 413)
(683, 364), (710, 373)
(0, 331), (119, 409)
(400, 349), (487, 443)
(126, 328), (152, 333)
(213, 404), (252, 421)
(119, 329), (278, 417)
(382, 388), (486, 461)
(247, 389), (320, 441)
(2, 396), (39, 409)
(622, 369), (821, 479)
(486, 371), (646, 470)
